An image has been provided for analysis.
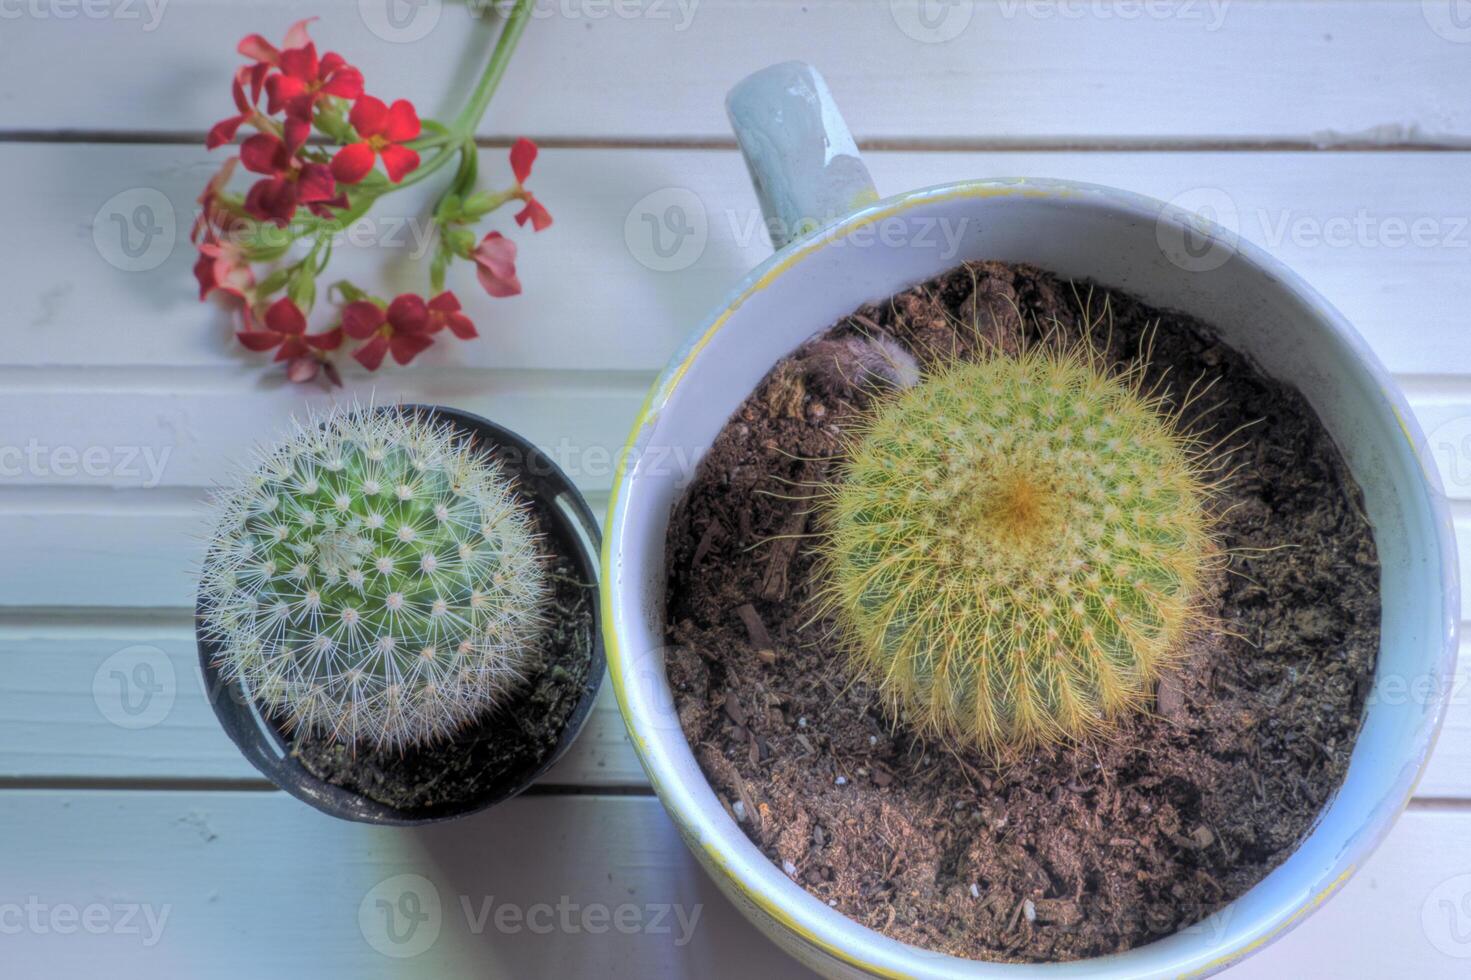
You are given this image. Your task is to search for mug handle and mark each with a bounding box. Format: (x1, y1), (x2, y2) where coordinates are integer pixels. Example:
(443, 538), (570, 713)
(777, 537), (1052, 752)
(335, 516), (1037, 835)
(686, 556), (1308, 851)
(726, 61), (880, 251)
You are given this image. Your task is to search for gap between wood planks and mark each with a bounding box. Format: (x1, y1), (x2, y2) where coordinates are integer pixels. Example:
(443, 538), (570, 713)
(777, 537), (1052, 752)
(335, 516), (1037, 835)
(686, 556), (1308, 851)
(2, 132), (1471, 152)
(0, 776), (657, 795)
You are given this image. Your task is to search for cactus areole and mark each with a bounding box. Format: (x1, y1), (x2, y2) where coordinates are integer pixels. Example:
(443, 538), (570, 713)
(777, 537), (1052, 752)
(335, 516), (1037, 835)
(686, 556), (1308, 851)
(199, 406), (551, 752)
(823, 349), (1216, 752)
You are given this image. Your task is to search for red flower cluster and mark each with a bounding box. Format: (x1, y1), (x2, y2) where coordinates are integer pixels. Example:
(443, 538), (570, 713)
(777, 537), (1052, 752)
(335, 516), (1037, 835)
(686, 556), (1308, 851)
(208, 18), (417, 227)
(194, 16), (553, 386)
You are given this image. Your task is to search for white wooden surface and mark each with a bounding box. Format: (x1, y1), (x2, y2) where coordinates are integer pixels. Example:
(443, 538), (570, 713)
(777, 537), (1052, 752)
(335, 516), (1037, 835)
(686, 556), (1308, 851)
(2, 2), (1470, 975)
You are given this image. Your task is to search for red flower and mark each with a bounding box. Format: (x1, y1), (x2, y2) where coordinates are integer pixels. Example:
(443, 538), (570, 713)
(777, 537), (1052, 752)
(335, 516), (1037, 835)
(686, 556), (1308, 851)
(510, 138), (536, 184)
(237, 17), (315, 67)
(206, 63), (270, 150)
(239, 131), (341, 224)
(331, 97), (422, 184)
(266, 44), (364, 120)
(237, 298), (343, 361)
(508, 137), (552, 232)
(426, 291), (477, 340)
(341, 293), (440, 369)
(472, 232), (521, 298)
(515, 196), (552, 232)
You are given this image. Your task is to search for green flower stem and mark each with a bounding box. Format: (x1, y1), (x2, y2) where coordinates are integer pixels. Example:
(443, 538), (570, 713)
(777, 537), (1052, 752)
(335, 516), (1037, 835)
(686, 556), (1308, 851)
(450, 0), (535, 139)
(407, 133), (457, 152)
(335, 0), (534, 202)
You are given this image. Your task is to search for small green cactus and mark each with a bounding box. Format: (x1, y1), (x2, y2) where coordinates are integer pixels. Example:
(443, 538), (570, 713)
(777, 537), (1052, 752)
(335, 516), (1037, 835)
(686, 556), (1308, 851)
(821, 348), (1215, 752)
(198, 407), (548, 750)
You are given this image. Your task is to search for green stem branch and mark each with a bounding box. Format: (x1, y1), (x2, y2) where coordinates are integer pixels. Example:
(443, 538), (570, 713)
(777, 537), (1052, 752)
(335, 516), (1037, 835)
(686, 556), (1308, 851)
(451, 0), (535, 139)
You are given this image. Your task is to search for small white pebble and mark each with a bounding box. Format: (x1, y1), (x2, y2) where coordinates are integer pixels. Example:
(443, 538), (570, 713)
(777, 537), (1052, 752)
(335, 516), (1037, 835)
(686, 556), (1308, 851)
(969, 883), (980, 899)
(827, 900), (837, 908)
(868, 735), (877, 746)
(731, 800), (747, 822)
(782, 860), (797, 877)
(1023, 899), (1036, 923)
(797, 717), (807, 728)
(834, 776), (848, 787)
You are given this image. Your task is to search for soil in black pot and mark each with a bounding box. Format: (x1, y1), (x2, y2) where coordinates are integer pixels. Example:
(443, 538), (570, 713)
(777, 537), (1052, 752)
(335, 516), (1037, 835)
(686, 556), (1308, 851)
(277, 496), (597, 816)
(662, 261), (1380, 962)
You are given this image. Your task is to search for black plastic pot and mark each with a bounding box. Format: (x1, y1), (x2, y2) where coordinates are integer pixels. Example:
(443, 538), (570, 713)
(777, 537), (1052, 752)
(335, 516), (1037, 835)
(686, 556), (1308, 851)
(197, 404), (605, 824)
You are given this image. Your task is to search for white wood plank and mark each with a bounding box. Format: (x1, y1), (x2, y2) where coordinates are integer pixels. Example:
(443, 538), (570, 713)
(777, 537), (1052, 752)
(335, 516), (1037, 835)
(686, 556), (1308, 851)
(0, 600), (640, 788)
(2, 1), (1467, 146)
(0, 389), (1461, 607)
(0, 791), (805, 978)
(8, 145), (1471, 374)
(0, 377), (645, 489)
(0, 386), (1461, 496)
(1417, 636), (1471, 802)
(0, 790), (1467, 977)
(1, 611), (1466, 795)
(0, 487), (614, 608)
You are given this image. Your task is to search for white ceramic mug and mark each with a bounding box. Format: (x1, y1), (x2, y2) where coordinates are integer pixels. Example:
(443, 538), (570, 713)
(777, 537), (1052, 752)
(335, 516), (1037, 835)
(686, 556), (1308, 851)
(602, 62), (1460, 978)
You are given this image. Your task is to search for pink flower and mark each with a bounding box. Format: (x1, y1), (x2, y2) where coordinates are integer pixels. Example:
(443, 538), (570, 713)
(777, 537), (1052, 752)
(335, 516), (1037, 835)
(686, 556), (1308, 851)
(330, 97), (421, 184)
(472, 232), (521, 298)
(194, 241), (254, 302)
(286, 353), (342, 386)
(191, 158), (239, 243)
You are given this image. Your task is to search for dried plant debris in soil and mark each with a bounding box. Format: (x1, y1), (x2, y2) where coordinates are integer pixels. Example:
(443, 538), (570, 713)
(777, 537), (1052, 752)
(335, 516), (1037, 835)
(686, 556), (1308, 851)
(663, 261), (1379, 962)
(284, 503), (596, 816)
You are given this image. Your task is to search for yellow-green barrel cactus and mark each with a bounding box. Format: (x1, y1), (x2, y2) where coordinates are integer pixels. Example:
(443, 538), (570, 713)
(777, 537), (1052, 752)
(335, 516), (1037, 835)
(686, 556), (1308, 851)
(822, 348), (1217, 752)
